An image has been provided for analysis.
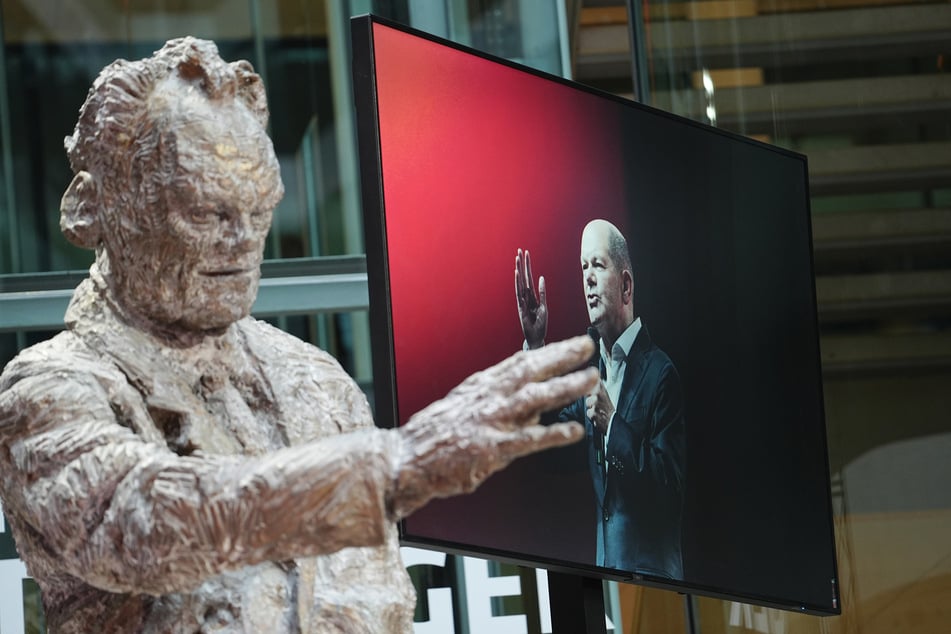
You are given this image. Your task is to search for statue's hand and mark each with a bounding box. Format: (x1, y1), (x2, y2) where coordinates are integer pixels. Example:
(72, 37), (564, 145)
(389, 335), (597, 519)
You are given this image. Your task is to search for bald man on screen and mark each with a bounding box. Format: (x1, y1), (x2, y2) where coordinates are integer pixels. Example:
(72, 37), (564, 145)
(515, 219), (686, 579)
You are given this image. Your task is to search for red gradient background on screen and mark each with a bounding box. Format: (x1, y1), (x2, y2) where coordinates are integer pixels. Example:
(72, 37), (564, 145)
(373, 23), (629, 424)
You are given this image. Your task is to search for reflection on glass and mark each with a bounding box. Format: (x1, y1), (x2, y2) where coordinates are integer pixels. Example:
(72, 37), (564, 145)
(577, 0), (951, 632)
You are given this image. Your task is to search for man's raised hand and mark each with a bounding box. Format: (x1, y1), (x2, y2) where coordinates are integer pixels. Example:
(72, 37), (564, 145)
(515, 248), (548, 349)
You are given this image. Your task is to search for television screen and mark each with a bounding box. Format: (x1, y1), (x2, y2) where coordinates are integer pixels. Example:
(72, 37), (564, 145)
(352, 15), (840, 615)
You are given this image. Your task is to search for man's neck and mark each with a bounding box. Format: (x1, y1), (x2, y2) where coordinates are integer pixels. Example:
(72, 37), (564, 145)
(599, 315), (636, 352)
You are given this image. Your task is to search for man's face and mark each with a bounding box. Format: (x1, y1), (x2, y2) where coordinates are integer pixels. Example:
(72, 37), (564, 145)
(107, 93), (283, 336)
(580, 225), (629, 338)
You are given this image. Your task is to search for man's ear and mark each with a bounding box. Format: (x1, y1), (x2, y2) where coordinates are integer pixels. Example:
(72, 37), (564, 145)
(60, 171), (101, 249)
(622, 269), (634, 304)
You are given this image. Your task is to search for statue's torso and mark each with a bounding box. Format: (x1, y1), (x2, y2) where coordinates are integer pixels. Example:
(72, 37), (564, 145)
(0, 281), (414, 633)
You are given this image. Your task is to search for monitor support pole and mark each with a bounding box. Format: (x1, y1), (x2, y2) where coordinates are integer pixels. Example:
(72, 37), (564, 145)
(547, 571), (607, 634)
(684, 593), (700, 634)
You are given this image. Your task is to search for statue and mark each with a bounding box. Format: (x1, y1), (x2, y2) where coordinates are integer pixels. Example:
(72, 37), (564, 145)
(0, 38), (596, 633)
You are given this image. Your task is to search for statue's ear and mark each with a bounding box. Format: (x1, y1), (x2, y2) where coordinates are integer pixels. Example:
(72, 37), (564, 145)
(60, 171), (101, 249)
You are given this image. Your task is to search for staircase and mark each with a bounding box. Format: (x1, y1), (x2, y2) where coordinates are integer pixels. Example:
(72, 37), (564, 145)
(572, 0), (951, 378)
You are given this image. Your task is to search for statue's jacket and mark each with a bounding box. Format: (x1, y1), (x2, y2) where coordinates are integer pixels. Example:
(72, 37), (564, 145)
(0, 266), (415, 633)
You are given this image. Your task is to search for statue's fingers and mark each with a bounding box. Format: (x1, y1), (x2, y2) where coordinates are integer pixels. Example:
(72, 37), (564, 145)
(496, 366), (598, 423)
(455, 335), (594, 394)
(497, 421), (584, 460)
(515, 336), (595, 384)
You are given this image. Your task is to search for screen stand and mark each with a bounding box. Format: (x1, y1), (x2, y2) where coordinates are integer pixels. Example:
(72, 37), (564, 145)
(683, 593), (700, 634)
(547, 571), (607, 634)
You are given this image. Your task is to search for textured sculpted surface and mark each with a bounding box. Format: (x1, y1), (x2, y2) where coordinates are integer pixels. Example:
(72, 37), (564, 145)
(0, 38), (596, 633)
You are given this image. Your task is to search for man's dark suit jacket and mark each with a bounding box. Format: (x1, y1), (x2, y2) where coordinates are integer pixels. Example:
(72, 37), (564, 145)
(560, 323), (686, 580)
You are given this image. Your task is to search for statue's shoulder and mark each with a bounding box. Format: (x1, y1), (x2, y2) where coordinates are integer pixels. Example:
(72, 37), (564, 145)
(0, 330), (109, 392)
(235, 318), (374, 434)
(0, 331), (124, 437)
(236, 317), (344, 372)
(236, 318), (361, 398)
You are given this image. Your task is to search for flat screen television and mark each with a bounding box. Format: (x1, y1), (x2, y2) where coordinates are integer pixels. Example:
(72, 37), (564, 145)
(352, 14), (840, 616)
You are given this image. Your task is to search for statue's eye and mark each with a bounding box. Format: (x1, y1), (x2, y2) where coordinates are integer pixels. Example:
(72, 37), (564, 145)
(186, 207), (217, 225)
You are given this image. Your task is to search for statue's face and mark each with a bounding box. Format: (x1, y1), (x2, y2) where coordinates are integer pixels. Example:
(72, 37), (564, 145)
(108, 91), (283, 337)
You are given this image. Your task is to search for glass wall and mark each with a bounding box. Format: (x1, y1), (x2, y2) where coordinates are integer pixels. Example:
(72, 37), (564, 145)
(0, 0), (371, 380)
(576, 1), (951, 633)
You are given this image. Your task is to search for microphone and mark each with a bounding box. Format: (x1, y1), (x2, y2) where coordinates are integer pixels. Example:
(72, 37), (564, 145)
(586, 327), (601, 368)
(586, 327), (605, 468)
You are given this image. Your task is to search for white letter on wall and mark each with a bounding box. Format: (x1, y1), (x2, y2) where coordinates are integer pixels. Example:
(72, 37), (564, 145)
(401, 547), (456, 634)
(463, 557), (526, 634)
(0, 559), (27, 634)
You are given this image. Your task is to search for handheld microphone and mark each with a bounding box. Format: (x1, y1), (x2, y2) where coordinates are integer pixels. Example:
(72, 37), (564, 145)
(586, 327), (605, 468)
(586, 327), (601, 368)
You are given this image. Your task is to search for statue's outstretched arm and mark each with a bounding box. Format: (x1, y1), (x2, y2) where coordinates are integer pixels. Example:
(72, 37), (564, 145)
(0, 361), (401, 595)
(0, 336), (594, 596)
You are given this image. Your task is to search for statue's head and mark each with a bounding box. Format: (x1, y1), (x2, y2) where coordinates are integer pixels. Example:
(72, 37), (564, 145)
(61, 37), (284, 341)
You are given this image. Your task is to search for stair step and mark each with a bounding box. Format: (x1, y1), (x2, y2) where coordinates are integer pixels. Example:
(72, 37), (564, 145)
(578, 5), (951, 72)
(807, 141), (951, 195)
(651, 74), (951, 134)
(816, 269), (951, 321)
(813, 208), (951, 247)
(821, 331), (951, 374)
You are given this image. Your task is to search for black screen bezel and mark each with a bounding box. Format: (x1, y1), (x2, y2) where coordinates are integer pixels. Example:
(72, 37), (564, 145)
(351, 13), (840, 616)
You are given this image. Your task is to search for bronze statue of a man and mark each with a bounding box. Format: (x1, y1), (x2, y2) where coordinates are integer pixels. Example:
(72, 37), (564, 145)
(0, 38), (596, 633)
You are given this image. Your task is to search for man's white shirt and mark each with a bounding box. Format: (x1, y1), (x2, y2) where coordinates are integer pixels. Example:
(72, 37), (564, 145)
(601, 317), (641, 449)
